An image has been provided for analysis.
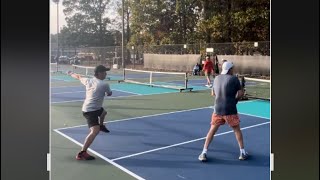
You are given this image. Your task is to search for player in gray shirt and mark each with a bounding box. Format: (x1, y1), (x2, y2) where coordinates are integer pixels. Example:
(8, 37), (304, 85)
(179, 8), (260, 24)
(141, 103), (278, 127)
(198, 61), (249, 162)
(68, 65), (112, 160)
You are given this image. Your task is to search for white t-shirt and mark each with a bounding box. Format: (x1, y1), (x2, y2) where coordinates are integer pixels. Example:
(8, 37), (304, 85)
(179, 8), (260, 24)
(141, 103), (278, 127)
(80, 77), (112, 112)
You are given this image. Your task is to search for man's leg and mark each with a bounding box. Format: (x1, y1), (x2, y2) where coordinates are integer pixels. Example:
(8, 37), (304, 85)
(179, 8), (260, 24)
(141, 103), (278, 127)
(199, 113), (223, 162)
(82, 125), (100, 151)
(99, 110), (107, 125)
(198, 124), (220, 162)
(231, 125), (244, 149)
(76, 125), (100, 160)
(205, 72), (211, 86)
(228, 115), (249, 160)
(207, 76), (211, 85)
(207, 73), (211, 84)
(203, 124), (220, 150)
(77, 111), (101, 160)
(99, 110), (110, 133)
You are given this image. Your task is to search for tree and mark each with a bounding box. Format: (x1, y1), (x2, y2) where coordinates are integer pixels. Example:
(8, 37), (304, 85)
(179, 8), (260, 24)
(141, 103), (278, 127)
(59, 0), (270, 48)
(62, 0), (114, 46)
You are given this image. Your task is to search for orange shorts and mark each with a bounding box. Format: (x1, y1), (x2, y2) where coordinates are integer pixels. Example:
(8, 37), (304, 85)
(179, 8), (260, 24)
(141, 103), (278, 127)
(211, 113), (240, 127)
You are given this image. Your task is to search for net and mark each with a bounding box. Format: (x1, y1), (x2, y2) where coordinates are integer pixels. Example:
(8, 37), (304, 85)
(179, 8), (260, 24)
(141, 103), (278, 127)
(50, 63), (58, 73)
(72, 65), (95, 77)
(120, 68), (193, 92)
(72, 64), (114, 80)
(240, 77), (270, 101)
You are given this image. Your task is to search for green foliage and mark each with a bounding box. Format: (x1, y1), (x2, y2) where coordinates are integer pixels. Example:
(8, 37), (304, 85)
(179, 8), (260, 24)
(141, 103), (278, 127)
(55, 0), (269, 48)
(59, 0), (114, 47)
(127, 0), (269, 45)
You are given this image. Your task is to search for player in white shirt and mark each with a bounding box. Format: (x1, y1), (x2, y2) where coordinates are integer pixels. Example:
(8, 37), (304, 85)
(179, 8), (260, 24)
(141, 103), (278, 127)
(68, 65), (112, 160)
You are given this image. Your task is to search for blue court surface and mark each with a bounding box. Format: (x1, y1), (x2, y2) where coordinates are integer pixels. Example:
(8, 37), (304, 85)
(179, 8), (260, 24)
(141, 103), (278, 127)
(51, 85), (138, 103)
(51, 81), (211, 104)
(55, 100), (270, 180)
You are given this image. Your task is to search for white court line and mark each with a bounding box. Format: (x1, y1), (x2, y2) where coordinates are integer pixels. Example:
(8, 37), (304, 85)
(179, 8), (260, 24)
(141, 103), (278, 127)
(51, 94), (141, 104)
(237, 112), (269, 120)
(51, 85), (84, 89)
(51, 90), (179, 104)
(51, 87), (259, 104)
(208, 99), (261, 106)
(51, 88), (141, 95)
(53, 129), (145, 180)
(54, 106), (212, 131)
(190, 83), (209, 85)
(51, 79), (73, 82)
(112, 89), (142, 95)
(111, 121), (270, 161)
(51, 94), (140, 104)
(50, 83), (211, 104)
(54, 99), (262, 131)
(52, 91), (85, 95)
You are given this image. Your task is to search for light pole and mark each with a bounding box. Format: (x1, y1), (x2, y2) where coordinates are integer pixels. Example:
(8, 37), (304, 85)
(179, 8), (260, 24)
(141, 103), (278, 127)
(132, 46), (135, 68)
(122, 0), (125, 71)
(53, 0), (60, 62)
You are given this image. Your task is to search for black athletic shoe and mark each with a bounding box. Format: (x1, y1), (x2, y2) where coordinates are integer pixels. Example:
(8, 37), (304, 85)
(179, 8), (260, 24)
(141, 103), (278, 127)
(76, 151), (95, 160)
(100, 125), (110, 133)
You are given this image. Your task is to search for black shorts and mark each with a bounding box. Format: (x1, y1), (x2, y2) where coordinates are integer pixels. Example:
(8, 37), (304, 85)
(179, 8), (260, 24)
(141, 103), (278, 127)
(82, 108), (106, 128)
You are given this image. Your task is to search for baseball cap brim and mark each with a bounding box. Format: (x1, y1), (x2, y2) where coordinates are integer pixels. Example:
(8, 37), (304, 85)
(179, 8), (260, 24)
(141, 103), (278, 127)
(97, 67), (110, 72)
(221, 69), (229, 74)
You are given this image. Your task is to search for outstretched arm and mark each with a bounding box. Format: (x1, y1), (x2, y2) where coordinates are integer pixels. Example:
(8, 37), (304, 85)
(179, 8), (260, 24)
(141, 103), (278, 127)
(67, 71), (81, 80)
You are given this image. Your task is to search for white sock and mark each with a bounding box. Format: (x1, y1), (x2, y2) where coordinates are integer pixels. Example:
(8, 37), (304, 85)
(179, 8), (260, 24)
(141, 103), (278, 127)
(240, 149), (246, 154)
(202, 148), (208, 154)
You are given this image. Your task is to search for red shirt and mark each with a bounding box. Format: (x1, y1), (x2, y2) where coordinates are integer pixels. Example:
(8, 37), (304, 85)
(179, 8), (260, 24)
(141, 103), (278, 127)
(203, 60), (214, 72)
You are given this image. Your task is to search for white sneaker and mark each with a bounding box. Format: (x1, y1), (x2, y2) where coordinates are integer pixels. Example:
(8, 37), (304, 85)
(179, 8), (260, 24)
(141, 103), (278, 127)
(198, 152), (207, 162)
(239, 152), (249, 160)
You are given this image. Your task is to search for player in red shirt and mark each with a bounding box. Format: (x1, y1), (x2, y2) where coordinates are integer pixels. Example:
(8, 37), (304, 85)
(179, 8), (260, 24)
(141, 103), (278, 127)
(202, 55), (214, 87)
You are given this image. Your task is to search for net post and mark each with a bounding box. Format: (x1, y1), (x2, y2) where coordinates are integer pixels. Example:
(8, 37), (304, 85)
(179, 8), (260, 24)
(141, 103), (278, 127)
(124, 69), (126, 81)
(185, 72), (188, 90)
(150, 72), (153, 84)
(123, 68), (126, 81)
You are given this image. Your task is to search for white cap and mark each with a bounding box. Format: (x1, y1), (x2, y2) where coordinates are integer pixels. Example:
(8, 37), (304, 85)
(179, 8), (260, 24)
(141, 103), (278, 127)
(221, 61), (234, 74)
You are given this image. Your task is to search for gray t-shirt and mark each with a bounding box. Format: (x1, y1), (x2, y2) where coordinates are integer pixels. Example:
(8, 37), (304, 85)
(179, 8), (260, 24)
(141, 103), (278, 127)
(80, 77), (112, 112)
(213, 74), (241, 115)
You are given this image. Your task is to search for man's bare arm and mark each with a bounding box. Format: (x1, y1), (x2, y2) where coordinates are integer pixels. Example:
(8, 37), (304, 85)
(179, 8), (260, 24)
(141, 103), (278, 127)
(236, 89), (244, 100)
(211, 89), (215, 96)
(67, 71), (81, 80)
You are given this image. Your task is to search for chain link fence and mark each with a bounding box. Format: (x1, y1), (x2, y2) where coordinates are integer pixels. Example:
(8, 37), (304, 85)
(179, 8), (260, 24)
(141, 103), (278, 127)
(51, 41), (270, 76)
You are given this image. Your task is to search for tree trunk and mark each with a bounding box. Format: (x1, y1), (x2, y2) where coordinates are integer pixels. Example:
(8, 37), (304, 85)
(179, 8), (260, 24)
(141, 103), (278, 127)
(226, 0), (232, 42)
(203, 0), (211, 43)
